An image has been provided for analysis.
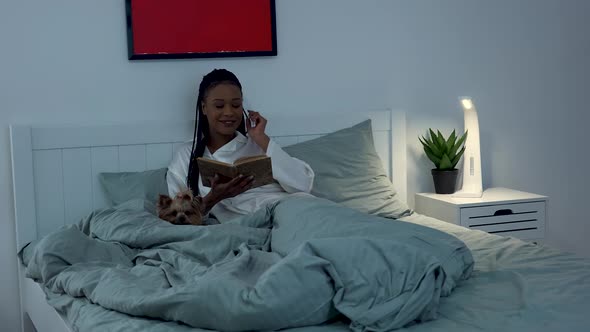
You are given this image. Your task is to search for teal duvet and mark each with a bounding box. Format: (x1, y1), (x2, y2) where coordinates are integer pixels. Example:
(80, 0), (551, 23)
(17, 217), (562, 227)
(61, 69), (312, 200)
(23, 196), (473, 332)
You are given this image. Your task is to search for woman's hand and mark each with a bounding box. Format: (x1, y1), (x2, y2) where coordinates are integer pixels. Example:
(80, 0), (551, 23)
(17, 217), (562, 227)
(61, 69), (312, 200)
(246, 110), (270, 151)
(201, 174), (254, 214)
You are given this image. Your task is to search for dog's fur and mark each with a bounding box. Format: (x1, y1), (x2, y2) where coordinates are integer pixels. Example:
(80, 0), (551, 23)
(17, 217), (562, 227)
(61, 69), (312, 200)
(157, 189), (203, 225)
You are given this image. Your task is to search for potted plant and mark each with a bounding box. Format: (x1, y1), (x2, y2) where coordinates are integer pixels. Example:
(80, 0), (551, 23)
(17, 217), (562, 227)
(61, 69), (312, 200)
(419, 129), (467, 194)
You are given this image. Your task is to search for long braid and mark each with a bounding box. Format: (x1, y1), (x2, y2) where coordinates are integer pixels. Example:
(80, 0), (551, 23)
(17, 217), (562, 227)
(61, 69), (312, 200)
(186, 69), (247, 196)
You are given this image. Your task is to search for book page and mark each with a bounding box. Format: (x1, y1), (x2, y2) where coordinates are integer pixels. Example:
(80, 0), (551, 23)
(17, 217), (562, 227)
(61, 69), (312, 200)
(197, 158), (237, 187)
(234, 154), (268, 165)
(235, 156), (274, 189)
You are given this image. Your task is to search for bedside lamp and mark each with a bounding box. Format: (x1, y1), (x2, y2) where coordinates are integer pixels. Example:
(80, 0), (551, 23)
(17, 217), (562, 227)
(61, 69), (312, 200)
(452, 97), (483, 198)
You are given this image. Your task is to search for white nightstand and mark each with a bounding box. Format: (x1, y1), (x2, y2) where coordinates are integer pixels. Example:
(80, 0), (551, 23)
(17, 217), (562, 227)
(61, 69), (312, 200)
(415, 187), (547, 242)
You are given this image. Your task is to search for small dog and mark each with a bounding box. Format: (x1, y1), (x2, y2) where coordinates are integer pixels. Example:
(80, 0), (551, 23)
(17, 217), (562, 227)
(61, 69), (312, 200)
(157, 189), (203, 225)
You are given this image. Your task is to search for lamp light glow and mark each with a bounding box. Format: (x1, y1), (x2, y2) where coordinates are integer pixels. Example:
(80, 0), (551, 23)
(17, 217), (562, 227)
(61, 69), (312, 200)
(460, 98), (473, 110)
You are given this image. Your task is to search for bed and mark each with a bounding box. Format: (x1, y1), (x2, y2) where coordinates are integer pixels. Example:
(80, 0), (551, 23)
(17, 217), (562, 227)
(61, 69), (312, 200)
(10, 109), (590, 332)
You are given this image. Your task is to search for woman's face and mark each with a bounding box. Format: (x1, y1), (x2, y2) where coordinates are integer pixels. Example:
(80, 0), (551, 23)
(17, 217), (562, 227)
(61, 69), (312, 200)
(202, 83), (243, 138)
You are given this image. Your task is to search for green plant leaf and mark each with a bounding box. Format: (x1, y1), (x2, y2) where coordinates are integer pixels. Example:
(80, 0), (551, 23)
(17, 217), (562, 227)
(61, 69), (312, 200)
(437, 130), (447, 153)
(447, 130), (457, 153)
(424, 148), (442, 167)
(430, 143), (443, 157)
(421, 141), (432, 156)
(418, 136), (428, 148)
(419, 137), (437, 156)
(424, 131), (442, 157)
(420, 137), (442, 167)
(420, 135), (432, 149)
(439, 154), (453, 170)
(420, 135), (440, 157)
(451, 146), (466, 168)
(430, 129), (444, 150)
(421, 129), (468, 168)
(450, 130), (468, 157)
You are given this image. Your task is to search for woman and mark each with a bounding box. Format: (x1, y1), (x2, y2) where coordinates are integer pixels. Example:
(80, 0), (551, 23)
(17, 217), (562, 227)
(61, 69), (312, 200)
(167, 69), (314, 223)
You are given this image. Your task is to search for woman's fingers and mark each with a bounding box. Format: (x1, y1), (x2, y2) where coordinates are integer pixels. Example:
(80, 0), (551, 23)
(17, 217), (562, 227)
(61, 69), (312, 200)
(238, 175), (255, 188)
(227, 174), (244, 186)
(247, 111), (258, 127)
(230, 175), (253, 193)
(215, 174), (254, 198)
(210, 173), (220, 187)
(247, 110), (267, 128)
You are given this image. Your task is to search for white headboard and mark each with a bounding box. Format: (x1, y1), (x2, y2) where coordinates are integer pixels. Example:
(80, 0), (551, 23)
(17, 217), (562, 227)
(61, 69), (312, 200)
(10, 109), (407, 252)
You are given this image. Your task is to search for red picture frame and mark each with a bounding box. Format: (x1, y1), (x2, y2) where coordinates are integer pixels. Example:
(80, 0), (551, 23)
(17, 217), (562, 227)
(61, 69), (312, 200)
(126, 0), (277, 60)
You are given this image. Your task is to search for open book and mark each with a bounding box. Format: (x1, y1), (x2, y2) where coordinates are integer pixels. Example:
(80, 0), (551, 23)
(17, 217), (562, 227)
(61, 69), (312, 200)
(196, 155), (275, 189)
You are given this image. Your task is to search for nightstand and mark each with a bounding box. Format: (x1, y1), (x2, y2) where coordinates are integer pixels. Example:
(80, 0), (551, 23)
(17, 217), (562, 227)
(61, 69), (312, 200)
(415, 187), (547, 242)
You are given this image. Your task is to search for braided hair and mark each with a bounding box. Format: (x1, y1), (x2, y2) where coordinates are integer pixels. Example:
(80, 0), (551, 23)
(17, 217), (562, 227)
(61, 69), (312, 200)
(186, 69), (248, 196)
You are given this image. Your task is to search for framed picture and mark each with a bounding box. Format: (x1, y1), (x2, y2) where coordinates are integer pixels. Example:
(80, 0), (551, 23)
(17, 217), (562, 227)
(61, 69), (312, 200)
(126, 0), (277, 60)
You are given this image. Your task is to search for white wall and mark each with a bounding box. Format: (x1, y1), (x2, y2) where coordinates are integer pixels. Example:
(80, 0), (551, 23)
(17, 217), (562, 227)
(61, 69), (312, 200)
(1, 0), (588, 330)
(0, 1), (398, 330)
(386, 0), (590, 258)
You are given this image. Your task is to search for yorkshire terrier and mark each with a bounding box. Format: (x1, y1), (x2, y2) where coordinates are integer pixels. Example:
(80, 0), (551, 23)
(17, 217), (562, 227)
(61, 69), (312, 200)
(157, 189), (203, 225)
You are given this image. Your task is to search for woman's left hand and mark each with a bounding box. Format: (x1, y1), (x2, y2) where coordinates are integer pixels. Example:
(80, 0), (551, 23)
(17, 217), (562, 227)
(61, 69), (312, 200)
(247, 110), (270, 151)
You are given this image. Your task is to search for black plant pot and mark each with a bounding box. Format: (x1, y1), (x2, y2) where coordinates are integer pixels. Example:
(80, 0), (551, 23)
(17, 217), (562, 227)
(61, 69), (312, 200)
(431, 169), (459, 194)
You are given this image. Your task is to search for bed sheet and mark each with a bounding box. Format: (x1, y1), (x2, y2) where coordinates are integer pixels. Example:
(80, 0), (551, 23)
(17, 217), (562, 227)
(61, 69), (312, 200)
(21, 203), (590, 332)
(395, 213), (590, 331)
(22, 196), (471, 332)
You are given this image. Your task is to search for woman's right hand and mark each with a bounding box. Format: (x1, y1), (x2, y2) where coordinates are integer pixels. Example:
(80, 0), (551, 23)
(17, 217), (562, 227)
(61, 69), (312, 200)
(201, 174), (254, 214)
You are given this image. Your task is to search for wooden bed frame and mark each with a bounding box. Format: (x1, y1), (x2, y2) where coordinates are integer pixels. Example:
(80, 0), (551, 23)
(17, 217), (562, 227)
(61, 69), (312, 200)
(10, 109), (407, 332)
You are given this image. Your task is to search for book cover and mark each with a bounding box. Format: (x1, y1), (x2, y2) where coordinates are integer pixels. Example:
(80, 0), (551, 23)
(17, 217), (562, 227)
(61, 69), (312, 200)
(196, 155), (274, 189)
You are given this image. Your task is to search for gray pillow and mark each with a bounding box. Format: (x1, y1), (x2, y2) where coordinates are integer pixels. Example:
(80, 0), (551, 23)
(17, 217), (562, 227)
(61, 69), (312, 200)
(283, 120), (411, 219)
(98, 167), (169, 206)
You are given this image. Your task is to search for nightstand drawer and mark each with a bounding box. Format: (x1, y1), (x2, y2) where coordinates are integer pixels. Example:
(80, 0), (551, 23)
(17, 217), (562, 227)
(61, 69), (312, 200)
(460, 201), (545, 239)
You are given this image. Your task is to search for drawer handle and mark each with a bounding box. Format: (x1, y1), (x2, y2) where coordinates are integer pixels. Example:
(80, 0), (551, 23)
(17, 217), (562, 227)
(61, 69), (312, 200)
(494, 209), (513, 216)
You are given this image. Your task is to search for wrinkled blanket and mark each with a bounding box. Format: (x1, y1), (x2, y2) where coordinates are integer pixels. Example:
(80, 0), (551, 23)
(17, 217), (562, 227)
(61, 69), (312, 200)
(24, 195), (473, 331)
